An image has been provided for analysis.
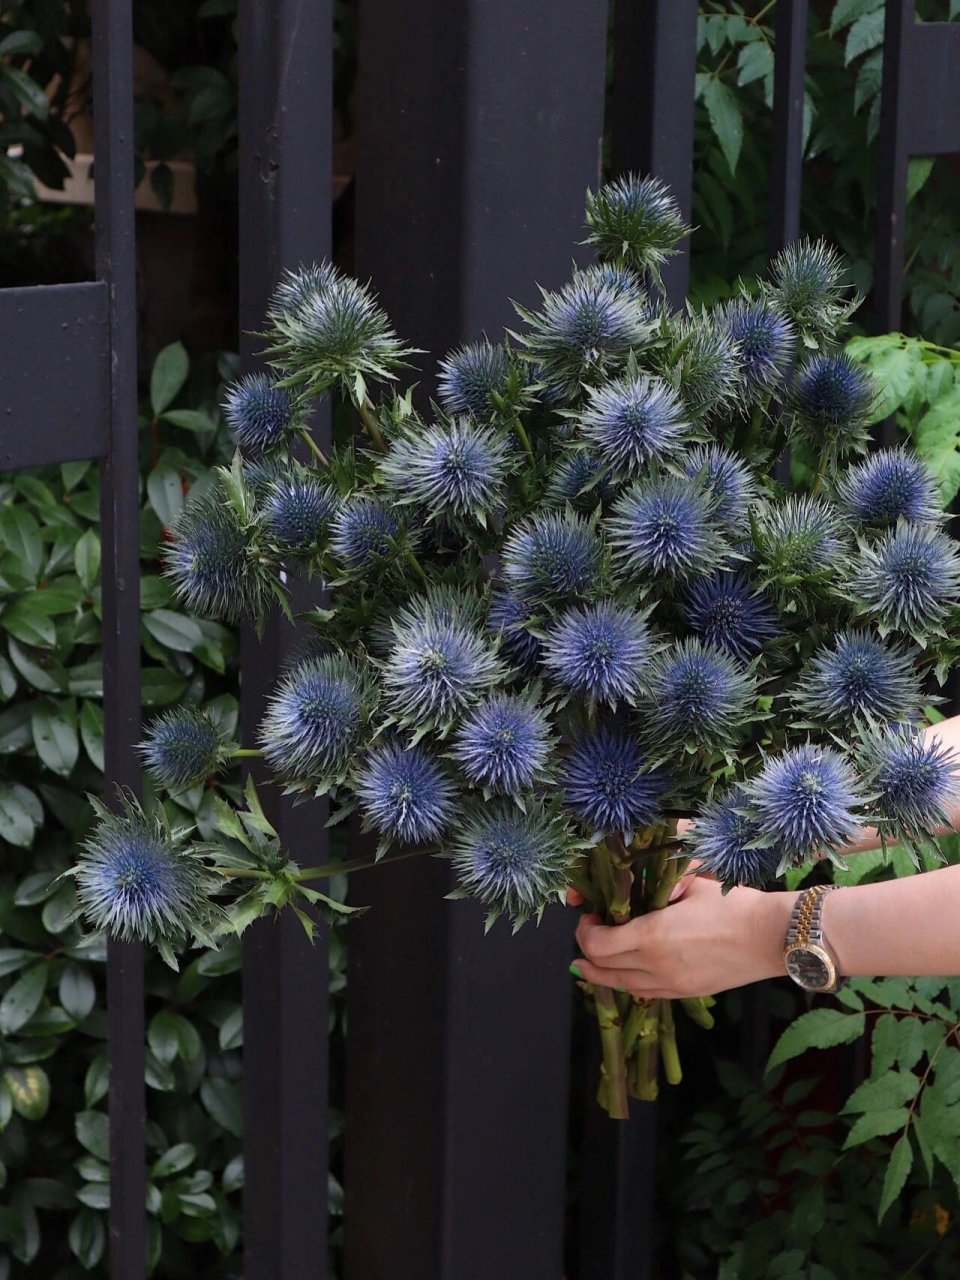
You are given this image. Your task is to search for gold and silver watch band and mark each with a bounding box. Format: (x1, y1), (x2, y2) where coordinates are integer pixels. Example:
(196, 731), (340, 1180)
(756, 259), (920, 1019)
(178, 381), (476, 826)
(785, 883), (837, 951)
(783, 883), (845, 992)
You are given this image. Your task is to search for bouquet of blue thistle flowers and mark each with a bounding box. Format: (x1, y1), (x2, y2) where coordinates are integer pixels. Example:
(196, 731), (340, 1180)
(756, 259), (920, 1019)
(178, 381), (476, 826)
(69, 174), (960, 1119)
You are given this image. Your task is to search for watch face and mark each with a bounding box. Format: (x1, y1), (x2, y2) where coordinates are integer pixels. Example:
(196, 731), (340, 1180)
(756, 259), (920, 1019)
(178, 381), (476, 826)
(784, 945), (834, 990)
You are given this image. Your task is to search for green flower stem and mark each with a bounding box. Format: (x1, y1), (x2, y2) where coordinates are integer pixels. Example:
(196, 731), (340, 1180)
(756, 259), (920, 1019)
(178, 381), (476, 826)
(232, 748), (265, 759)
(594, 984), (629, 1119)
(809, 436), (833, 496)
(680, 995), (715, 1030)
(630, 1001), (660, 1102)
(357, 397), (388, 453)
(404, 548), (429, 587)
(295, 844), (432, 882)
(511, 416), (536, 468)
(218, 867), (272, 880)
(649, 854), (691, 911)
(658, 999), (682, 1086)
(299, 427), (329, 467)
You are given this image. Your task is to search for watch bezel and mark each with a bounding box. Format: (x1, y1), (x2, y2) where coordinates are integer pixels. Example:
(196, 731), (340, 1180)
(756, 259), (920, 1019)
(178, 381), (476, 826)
(783, 942), (838, 992)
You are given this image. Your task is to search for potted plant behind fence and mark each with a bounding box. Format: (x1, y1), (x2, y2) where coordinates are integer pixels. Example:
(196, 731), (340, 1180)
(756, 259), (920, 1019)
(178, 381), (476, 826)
(70, 175), (960, 1117)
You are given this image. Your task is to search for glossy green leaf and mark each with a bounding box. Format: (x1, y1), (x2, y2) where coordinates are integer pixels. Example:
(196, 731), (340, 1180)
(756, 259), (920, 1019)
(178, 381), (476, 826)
(0, 964), (47, 1034)
(3, 1066), (50, 1121)
(73, 530), (101, 592)
(75, 1110), (110, 1162)
(31, 701), (79, 777)
(150, 342), (190, 416)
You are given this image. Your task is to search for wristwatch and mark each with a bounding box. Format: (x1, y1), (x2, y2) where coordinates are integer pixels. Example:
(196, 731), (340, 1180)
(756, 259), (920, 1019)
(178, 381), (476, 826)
(783, 884), (845, 993)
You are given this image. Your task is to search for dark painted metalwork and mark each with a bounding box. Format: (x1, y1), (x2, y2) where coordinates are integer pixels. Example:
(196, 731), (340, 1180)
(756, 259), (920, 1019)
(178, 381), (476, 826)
(770, 0), (808, 254)
(0, 284), (110, 468)
(236, 1), (333, 1276)
(91, 0), (145, 1274)
(875, 0), (915, 335)
(609, 0), (699, 304)
(345, 3), (606, 1276)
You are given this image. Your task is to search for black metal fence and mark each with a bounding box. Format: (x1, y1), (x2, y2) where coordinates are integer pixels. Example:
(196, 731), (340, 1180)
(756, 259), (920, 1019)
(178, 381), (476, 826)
(0, 1), (956, 1277)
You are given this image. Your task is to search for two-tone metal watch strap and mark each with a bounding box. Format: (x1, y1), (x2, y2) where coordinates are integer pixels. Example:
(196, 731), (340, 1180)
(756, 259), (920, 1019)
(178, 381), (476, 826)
(785, 884), (837, 949)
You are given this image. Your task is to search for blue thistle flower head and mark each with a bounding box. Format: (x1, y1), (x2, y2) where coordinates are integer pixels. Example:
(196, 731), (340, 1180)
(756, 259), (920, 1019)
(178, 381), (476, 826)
(609, 474), (725, 581)
(864, 726), (960, 839)
(682, 444), (757, 533)
(670, 311), (742, 420)
(789, 353), (876, 434)
(450, 799), (581, 929)
(329, 495), (401, 571)
(501, 511), (602, 602)
(513, 275), (652, 398)
(563, 729), (665, 834)
(73, 795), (216, 948)
(355, 741), (458, 845)
(452, 693), (553, 793)
(542, 601), (652, 707)
(486, 589), (544, 672)
(578, 372), (689, 477)
(766, 238), (853, 342)
(683, 571), (778, 660)
(380, 418), (510, 520)
(223, 373), (297, 456)
(164, 490), (272, 625)
(576, 262), (651, 304)
(644, 638), (756, 752)
(437, 341), (512, 417)
(139, 708), (227, 790)
(835, 449), (942, 527)
(687, 788), (780, 889)
(258, 653), (375, 790)
(262, 473), (338, 554)
(720, 298), (794, 401)
(751, 495), (845, 580)
(794, 630), (920, 724)
(849, 524), (960, 639)
(383, 612), (504, 731)
(266, 261), (342, 323)
(747, 743), (864, 862)
(583, 173), (688, 276)
(242, 455), (291, 500)
(547, 451), (617, 512)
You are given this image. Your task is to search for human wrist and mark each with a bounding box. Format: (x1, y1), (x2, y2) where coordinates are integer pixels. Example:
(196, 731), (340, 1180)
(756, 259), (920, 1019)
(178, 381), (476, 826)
(748, 888), (800, 981)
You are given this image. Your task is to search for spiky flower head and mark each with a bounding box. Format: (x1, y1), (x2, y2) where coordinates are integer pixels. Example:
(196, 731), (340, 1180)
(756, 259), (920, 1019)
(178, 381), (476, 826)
(667, 311), (742, 420)
(452, 693), (553, 793)
(265, 273), (413, 395)
(355, 740), (458, 845)
(576, 261), (651, 304)
(139, 708), (229, 790)
(746, 743), (864, 863)
(223, 373), (298, 456)
(766, 238), (854, 344)
(164, 490), (273, 625)
(750, 495), (845, 581)
(382, 611), (504, 731)
(542, 601), (651, 707)
(862, 725), (960, 840)
(501, 511), (602, 602)
(262, 472), (338, 556)
(644, 638), (756, 753)
(794, 630), (920, 725)
(683, 571), (778, 661)
(547, 451), (616, 512)
(513, 273), (652, 399)
(379, 418), (511, 521)
(583, 173), (688, 277)
(437, 341), (512, 417)
(266, 261), (342, 323)
(449, 798), (581, 929)
(329, 495), (401, 571)
(687, 788), (780, 889)
(834, 449), (942, 528)
(682, 444), (758, 533)
(242, 454), (291, 500)
(563, 729), (665, 834)
(73, 794), (217, 949)
(609, 474), (725, 581)
(486, 588), (543, 672)
(719, 298), (794, 401)
(578, 372), (689, 477)
(788, 353), (876, 456)
(849, 524), (960, 639)
(258, 653), (375, 791)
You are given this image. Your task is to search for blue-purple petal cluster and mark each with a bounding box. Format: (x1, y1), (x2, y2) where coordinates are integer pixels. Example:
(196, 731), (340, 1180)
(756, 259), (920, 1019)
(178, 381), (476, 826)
(542, 602), (651, 706)
(380, 419), (510, 519)
(850, 524), (960, 636)
(688, 789), (779, 889)
(223, 373), (296, 455)
(644, 639), (755, 751)
(139, 708), (226, 790)
(869, 727), (960, 837)
(720, 298), (794, 400)
(683, 572), (778, 660)
(835, 450), (942, 527)
(355, 741), (457, 844)
(383, 613), (503, 728)
(437, 341), (512, 416)
(502, 512), (602, 601)
(578, 373), (688, 476)
(682, 444), (757, 532)
(262, 475), (338, 553)
(452, 694), (552, 792)
(563, 729), (664, 833)
(330, 496), (400, 570)
(746, 744), (863, 861)
(486, 589), (543, 672)
(795, 630), (920, 724)
(259, 653), (371, 785)
(609, 476), (724, 580)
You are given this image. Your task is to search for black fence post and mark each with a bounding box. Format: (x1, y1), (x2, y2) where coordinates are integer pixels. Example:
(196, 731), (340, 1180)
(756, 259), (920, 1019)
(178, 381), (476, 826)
(344, 3), (608, 1277)
(91, 0), (146, 1274)
(770, 0), (808, 255)
(236, 2), (333, 1277)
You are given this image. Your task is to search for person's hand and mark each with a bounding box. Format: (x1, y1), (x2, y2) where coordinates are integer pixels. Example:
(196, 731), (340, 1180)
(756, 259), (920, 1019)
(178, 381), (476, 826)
(568, 874), (798, 999)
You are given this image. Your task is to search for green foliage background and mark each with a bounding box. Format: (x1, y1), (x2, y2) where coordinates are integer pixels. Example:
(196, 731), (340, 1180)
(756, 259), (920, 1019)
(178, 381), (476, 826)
(5, 0), (960, 1277)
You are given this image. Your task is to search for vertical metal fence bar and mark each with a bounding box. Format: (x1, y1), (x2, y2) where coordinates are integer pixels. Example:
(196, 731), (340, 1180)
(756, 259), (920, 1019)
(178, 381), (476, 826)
(345, 2), (607, 1276)
(770, 0), (808, 255)
(237, 2), (333, 1277)
(609, 0), (698, 304)
(875, 0), (915, 334)
(91, 0), (145, 1274)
